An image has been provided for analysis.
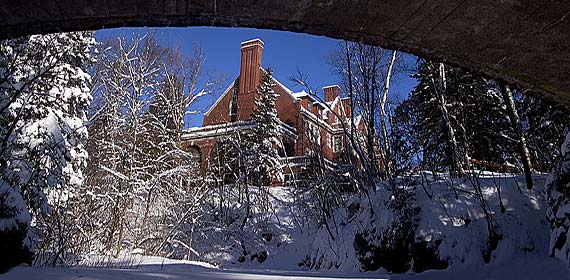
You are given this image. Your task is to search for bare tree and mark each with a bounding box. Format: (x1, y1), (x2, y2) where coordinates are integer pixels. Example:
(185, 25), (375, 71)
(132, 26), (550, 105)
(328, 41), (403, 177)
(82, 31), (214, 258)
(499, 84), (533, 189)
(379, 50), (398, 178)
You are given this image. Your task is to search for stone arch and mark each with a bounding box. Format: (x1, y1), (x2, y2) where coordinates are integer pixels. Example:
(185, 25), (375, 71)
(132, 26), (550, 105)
(0, 1), (569, 103)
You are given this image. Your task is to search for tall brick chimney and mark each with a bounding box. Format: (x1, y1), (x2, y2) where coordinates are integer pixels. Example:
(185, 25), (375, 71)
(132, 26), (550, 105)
(238, 38), (264, 120)
(323, 85), (340, 103)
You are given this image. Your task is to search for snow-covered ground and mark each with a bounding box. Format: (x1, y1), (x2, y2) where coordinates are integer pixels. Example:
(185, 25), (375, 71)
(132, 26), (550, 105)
(3, 173), (570, 280)
(2, 256), (388, 280)
(2, 255), (569, 280)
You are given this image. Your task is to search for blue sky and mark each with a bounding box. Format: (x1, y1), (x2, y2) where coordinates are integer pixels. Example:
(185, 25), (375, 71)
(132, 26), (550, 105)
(95, 27), (417, 127)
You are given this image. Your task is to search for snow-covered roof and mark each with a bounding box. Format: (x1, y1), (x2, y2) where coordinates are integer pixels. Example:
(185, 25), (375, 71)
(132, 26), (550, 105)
(292, 90), (309, 98)
(271, 76), (293, 95)
(240, 38), (264, 48)
(292, 90), (322, 104)
(258, 67), (299, 102)
(324, 96), (340, 112)
(203, 67), (345, 128)
(182, 120), (255, 140)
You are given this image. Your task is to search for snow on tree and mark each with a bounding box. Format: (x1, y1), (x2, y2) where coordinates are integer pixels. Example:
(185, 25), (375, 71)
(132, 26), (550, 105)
(547, 131), (570, 267)
(327, 42), (402, 176)
(499, 84), (533, 189)
(245, 67), (283, 187)
(0, 32), (95, 270)
(80, 31), (212, 260)
(517, 92), (570, 173)
(197, 69), (286, 265)
(398, 61), (517, 176)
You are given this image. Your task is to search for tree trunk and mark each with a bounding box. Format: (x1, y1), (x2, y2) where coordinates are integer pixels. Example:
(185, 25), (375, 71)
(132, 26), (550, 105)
(434, 63), (463, 177)
(500, 84), (533, 190)
(379, 50), (397, 177)
(345, 41), (355, 138)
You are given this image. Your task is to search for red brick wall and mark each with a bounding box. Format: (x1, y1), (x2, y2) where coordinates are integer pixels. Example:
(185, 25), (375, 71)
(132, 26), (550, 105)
(323, 85), (339, 103)
(181, 139), (215, 173)
(273, 85), (299, 128)
(203, 84), (235, 126)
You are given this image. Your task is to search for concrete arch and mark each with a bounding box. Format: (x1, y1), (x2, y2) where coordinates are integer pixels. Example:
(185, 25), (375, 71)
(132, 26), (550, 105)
(1, 1), (569, 103)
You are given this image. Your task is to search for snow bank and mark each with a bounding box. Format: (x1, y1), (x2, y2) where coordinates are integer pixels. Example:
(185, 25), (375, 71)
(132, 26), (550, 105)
(302, 173), (554, 273)
(547, 132), (570, 267)
(415, 173), (549, 266)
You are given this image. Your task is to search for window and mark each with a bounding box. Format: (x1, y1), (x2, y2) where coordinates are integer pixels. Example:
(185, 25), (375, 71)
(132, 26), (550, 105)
(332, 116), (341, 128)
(305, 121), (320, 143)
(229, 100), (237, 117)
(229, 82), (239, 122)
(333, 136), (343, 152)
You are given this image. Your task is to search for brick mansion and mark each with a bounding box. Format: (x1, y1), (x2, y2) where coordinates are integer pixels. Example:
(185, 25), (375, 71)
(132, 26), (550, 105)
(181, 39), (375, 185)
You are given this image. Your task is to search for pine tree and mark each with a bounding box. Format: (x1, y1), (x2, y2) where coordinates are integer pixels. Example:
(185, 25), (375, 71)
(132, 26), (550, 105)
(546, 131), (570, 267)
(398, 61), (516, 174)
(517, 93), (570, 172)
(244, 68), (283, 187)
(0, 32), (95, 269)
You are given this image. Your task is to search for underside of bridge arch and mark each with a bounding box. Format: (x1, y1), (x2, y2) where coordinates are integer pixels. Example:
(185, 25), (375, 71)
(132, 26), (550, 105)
(1, 0), (569, 104)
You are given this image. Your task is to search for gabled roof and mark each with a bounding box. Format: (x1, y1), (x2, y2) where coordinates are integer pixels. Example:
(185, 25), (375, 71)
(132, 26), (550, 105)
(203, 67), (348, 124)
(261, 67), (298, 101)
(204, 68), (299, 117)
(204, 79), (236, 116)
(323, 96), (341, 117)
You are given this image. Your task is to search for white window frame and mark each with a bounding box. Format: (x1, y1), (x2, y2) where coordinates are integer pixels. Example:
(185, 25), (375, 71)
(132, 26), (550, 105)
(333, 135), (343, 152)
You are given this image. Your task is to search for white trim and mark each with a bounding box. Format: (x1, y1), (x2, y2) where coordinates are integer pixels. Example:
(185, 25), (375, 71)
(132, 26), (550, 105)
(333, 135), (344, 152)
(204, 79), (236, 116)
(182, 120), (297, 141)
(241, 38), (265, 47)
(322, 84), (340, 90)
(300, 108), (344, 134)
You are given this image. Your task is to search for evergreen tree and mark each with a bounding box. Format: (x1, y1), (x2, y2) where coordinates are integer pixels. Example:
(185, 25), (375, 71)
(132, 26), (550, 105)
(0, 32), (95, 269)
(547, 132), (570, 267)
(517, 93), (570, 172)
(396, 61), (516, 174)
(244, 68), (283, 187)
